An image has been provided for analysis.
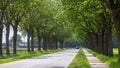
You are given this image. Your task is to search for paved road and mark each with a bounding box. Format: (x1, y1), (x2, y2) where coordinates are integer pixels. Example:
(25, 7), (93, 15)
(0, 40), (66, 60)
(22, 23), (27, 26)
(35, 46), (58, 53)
(0, 49), (79, 68)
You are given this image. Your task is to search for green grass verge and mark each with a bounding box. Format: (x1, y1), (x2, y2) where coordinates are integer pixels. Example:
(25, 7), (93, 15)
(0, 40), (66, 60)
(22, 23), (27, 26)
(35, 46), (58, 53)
(88, 48), (120, 68)
(0, 48), (66, 64)
(68, 48), (90, 68)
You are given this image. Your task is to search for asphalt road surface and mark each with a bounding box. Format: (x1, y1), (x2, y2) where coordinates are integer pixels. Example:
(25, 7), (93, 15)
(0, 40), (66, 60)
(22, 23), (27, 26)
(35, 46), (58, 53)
(0, 49), (79, 68)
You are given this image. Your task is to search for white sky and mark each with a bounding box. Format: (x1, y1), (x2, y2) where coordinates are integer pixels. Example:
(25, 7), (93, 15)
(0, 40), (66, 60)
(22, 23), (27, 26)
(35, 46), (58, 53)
(2, 26), (27, 43)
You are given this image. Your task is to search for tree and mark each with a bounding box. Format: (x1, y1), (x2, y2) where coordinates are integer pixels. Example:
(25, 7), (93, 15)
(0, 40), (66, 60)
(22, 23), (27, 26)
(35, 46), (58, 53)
(9, 0), (29, 54)
(100, 0), (120, 62)
(0, 0), (9, 55)
(61, 0), (113, 57)
(4, 10), (12, 55)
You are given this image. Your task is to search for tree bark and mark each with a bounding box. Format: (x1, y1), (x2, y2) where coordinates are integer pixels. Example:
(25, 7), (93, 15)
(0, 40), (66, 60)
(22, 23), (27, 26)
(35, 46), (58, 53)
(0, 19), (3, 55)
(97, 30), (103, 54)
(13, 26), (17, 54)
(43, 36), (47, 50)
(103, 28), (108, 56)
(47, 36), (52, 50)
(99, 12), (113, 57)
(38, 36), (41, 51)
(6, 22), (10, 55)
(102, 21), (113, 57)
(55, 39), (58, 49)
(89, 32), (97, 52)
(107, 23), (113, 57)
(27, 33), (30, 52)
(0, 0), (9, 56)
(60, 40), (64, 49)
(94, 34), (98, 52)
(50, 37), (54, 50)
(31, 30), (34, 52)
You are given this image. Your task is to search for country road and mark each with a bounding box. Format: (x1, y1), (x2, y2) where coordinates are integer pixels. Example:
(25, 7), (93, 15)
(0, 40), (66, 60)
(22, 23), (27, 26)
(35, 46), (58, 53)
(0, 49), (79, 68)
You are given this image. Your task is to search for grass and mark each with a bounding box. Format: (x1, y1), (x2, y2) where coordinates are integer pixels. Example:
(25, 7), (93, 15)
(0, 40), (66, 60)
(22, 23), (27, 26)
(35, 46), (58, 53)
(0, 48), (66, 64)
(68, 48), (90, 68)
(88, 48), (120, 68)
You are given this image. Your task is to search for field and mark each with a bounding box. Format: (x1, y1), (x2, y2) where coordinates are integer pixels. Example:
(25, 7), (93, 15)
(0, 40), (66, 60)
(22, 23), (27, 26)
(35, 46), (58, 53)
(2, 48), (38, 54)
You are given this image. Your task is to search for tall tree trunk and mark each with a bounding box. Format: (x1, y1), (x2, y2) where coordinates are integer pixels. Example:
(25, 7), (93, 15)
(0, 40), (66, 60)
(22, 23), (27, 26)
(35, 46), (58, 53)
(31, 30), (34, 52)
(101, 30), (104, 54)
(47, 38), (49, 50)
(52, 38), (56, 49)
(60, 40), (64, 49)
(94, 34), (98, 52)
(43, 36), (47, 50)
(38, 36), (41, 51)
(107, 23), (113, 57)
(87, 34), (93, 50)
(114, 19), (120, 62)
(97, 31), (103, 54)
(55, 39), (58, 49)
(50, 37), (54, 50)
(88, 32), (97, 51)
(6, 23), (10, 55)
(12, 20), (19, 55)
(103, 29), (108, 56)
(27, 33), (30, 52)
(0, 19), (3, 55)
(0, 0), (8, 55)
(47, 36), (52, 50)
(102, 21), (113, 57)
(99, 12), (113, 57)
(13, 26), (17, 54)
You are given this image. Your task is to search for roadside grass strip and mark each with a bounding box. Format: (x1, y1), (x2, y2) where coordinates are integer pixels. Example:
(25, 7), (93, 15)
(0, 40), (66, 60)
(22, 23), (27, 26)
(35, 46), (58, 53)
(68, 48), (90, 68)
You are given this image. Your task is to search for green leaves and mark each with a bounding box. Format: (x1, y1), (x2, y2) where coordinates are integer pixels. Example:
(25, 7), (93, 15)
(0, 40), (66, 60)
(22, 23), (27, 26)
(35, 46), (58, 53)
(61, 0), (105, 43)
